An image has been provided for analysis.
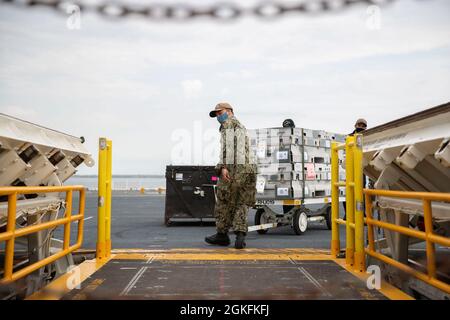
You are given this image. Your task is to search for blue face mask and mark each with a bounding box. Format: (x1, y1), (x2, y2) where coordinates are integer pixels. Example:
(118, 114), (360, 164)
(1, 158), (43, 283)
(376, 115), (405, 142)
(217, 112), (229, 124)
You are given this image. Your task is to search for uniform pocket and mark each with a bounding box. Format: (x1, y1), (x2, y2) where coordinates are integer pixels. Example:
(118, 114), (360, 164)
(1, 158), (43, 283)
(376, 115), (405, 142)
(238, 173), (256, 206)
(216, 181), (231, 202)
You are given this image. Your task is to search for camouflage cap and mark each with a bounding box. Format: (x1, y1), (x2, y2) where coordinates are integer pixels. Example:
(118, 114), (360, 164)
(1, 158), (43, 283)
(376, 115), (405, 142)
(355, 118), (367, 127)
(209, 102), (234, 118)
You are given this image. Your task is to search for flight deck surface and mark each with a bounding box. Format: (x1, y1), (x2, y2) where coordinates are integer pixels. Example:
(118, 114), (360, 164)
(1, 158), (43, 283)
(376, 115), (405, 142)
(29, 249), (412, 300)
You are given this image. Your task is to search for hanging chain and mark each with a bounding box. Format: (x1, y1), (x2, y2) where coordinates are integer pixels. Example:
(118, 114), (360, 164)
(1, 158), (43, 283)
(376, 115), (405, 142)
(0, 0), (396, 22)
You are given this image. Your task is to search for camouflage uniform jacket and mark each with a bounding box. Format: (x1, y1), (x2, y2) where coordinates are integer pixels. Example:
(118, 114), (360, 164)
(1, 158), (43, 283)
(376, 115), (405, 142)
(214, 116), (257, 206)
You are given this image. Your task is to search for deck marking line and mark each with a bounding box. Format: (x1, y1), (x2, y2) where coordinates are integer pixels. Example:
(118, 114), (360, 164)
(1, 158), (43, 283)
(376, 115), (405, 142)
(120, 257), (154, 297)
(289, 258), (332, 297)
(120, 257), (154, 296)
(83, 216), (93, 221)
(120, 267), (148, 296)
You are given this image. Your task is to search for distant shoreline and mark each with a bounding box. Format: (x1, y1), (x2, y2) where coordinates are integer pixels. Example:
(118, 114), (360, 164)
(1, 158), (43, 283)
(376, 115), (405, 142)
(73, 175), (164, 178)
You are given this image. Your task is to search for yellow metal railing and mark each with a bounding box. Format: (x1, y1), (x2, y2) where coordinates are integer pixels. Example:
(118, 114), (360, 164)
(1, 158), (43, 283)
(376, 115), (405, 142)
(364, 189), (450, 294)
(0, 185), (85, 283)
(331, 134), (365, 272)
(96, 137), (112, 260)
(331, 134), (450, 294)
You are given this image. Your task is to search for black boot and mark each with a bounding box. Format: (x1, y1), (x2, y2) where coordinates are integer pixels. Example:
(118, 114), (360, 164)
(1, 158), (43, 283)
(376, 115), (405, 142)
(235, 231), (246, 249)
(205, 232), (230, 246)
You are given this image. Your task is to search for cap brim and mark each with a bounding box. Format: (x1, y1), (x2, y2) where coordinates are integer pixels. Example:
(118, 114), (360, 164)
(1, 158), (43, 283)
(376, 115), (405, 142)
(209, 110), (218, 117)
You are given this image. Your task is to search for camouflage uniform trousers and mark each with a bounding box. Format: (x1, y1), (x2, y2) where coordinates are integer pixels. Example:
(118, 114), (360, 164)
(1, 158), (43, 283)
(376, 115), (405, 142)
(214, 173), (256, 234)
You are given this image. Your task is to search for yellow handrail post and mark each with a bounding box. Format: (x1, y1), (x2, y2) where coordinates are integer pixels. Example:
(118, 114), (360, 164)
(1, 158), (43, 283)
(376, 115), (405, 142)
(422, 199), (436, 279)
(63, 190), (73, 250)
(365, 192), (375, 252)
(345, 136), (355, 266)
(105, 139), (112, 257)
(77, 188), (86, 246)
(97, 138), (107, 260)
(331, 142), (340, 257)
(4, 193), (17, 281)
(353, 134), (365, 272)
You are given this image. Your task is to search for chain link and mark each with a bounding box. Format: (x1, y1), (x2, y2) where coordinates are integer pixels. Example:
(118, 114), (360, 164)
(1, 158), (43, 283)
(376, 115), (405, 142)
(0, 0), (396, 21)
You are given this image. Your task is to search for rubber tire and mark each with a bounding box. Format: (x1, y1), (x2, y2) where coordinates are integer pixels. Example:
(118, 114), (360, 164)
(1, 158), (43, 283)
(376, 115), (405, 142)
(293, 210), (308, 235)
(255, 209), (269, 234)
(325, 205), (332, 230)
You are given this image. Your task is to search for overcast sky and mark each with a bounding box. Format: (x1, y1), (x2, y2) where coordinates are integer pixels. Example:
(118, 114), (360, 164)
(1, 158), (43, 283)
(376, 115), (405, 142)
(1, 0), (449, 175)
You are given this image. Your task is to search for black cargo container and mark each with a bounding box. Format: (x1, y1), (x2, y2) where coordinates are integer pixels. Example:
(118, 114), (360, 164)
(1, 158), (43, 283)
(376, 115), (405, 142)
(164, 165), (219, 226)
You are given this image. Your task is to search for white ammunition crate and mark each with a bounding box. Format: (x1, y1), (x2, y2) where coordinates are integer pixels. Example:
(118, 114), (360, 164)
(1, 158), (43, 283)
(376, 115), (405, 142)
(303, 146), (331, 164)
(256, 145), (302, 164)
(257, 163), (297, 174)
(300, 128), (347, 148)
(275, 180), (303, 199)
(314, 172), (331, 181)
(248, 127), (294, 139)
(255, 189), (276, 199)
(304, 181), (331, 198)
(303, 163), (330, 181)
(261, 180), (276, 190)
(313, 130), (335, 140)
(250, 135), (302, 149)
(260, 181), (345, 199)
(250, 126), (347, 201)
(314, 163), (331, 173)
(257, 171), (303, 183)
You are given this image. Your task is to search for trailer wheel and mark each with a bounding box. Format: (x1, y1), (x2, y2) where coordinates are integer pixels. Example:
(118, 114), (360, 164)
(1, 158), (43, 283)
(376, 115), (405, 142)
(255, 209), (269, 234)
(325, 205), (332, 230)
(293, 210), (308, 235)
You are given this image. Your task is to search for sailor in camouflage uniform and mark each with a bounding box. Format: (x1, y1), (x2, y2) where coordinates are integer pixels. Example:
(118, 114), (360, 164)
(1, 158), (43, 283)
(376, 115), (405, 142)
(205, 103), (257, 249)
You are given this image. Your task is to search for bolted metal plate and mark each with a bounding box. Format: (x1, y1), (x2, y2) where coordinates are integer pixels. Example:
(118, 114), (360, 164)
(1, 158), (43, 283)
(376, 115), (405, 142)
(62, 259), (387, 300)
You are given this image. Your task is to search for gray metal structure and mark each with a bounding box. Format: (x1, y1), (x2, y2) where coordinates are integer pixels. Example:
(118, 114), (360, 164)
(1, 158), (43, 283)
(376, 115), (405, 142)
(362, 103), (450, 299)
(0, 113), (94, 297)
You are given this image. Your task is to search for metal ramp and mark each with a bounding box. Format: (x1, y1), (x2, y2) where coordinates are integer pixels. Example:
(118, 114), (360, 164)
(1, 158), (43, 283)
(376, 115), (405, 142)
(27, 249), (411, 300)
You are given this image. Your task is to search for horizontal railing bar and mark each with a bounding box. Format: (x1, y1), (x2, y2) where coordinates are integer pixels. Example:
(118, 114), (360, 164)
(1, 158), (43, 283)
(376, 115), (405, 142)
(334, 182), (346, 187)
(367, 218), (426, 240)
(0, 185), (86, 284)
(366, 249), (450, 294)
(335, 219), (355, 229)
(428, 233), (450, 248)
(0, 214), (83, 242)
(1, 243), (82, 284)
(0, 185), (85, 196)
(366, 218), (450, 247)
(364, 189), (450, 202)
(334, 144), (346, 151)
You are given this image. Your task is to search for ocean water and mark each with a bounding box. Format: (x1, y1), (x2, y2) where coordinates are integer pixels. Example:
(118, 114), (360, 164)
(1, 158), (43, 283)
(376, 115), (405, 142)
(66, 176), (166, 191)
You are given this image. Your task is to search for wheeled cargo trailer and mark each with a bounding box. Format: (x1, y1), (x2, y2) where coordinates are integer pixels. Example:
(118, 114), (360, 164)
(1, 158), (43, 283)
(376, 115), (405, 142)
(250, 197), (345, 235)
(247, 126), (347, 235)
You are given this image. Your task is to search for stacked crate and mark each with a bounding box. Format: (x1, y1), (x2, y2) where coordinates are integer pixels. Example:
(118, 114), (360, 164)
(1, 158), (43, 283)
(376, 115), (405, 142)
(248, 127), (347, 200)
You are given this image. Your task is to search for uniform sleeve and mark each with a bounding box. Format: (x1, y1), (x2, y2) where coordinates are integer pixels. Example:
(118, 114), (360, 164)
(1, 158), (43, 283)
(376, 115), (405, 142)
(215, 128), (226, 176)
(234, 125), (246, 166)
(234, 124), (256, 173)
